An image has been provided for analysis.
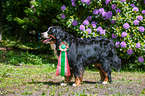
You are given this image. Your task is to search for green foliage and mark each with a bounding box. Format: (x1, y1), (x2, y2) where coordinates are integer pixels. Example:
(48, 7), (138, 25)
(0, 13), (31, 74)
(13, 0), (61, 42)
(5, 51), (42, 65)
(2, 48), (56, 66)
(2, 0), (62, 42)
(57, 0), (145, 69)
(2, 0), (29, 37)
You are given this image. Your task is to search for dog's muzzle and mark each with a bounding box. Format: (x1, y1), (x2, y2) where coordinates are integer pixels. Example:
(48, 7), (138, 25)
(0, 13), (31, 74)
(42, 34), (56, 44)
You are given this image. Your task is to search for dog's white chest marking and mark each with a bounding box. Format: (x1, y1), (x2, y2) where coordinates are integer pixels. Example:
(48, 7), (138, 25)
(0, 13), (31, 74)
(50, 43), (58, 59)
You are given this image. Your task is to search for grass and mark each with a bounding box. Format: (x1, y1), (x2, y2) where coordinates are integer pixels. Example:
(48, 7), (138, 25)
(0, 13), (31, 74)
(0, 63), (145, 96)
(0, 40), (145, 95)
(0, 63), (55, 95)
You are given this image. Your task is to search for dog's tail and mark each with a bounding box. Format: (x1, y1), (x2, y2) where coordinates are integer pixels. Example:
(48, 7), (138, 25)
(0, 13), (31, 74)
(111, 54), (121, 71)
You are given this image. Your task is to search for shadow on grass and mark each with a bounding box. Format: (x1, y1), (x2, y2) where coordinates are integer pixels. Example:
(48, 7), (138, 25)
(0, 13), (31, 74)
(28, 80), (102, 86)
(28, 81), (60, 86)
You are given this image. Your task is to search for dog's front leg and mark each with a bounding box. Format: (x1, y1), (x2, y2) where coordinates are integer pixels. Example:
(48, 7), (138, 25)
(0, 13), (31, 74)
(60, 68), (74, 86)
(73, 65), (84, 86)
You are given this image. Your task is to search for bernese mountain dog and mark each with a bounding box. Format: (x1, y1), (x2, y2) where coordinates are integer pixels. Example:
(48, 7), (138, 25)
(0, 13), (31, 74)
(41, 26), (121, 86)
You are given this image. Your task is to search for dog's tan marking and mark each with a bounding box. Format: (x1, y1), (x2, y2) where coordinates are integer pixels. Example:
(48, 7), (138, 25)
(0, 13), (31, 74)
(73, 76), (81, 86)
(94, 63), (108, 83)
(50, 42), (58, 59)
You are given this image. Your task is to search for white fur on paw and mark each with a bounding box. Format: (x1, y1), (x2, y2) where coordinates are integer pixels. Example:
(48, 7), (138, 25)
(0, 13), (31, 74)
(72, 83), (77, 87)
(60, 83), (67, 86)
(102, 81), (108, 84)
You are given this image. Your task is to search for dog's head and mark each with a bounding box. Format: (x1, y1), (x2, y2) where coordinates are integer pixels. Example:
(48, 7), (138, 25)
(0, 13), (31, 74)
(41, 26), (65, 44)
(41, 26), (66, 44)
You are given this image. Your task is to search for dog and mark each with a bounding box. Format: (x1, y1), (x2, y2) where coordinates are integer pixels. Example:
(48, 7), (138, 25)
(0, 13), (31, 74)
(41, 26), (121, 86)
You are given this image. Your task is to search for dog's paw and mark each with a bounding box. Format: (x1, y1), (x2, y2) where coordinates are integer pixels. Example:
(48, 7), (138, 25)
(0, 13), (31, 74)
(60, 83), (67, 86)
(72, 83), (81, 87)
(102, 81), (108, 84)
(72, 83), (77, 87)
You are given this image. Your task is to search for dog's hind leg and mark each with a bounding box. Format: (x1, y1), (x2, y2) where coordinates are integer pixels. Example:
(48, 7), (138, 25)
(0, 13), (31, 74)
(94, 63), (108, 84)
(94, 63), (105, 82)
(107, 68), (112, 83)
(73, 65), (84, 86)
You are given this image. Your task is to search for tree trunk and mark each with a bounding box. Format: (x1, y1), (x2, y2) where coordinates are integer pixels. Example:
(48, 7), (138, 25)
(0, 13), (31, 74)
(0, 0), (2, 41)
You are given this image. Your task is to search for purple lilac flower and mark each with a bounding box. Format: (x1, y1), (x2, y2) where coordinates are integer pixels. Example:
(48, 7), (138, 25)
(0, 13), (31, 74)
(85, 0), (91, 5)
(116, 8), (121, 14)
(123, 23), (130, 29)
(144, 0), (145, 4)
(120, 0), (126, 2)
(81, 0), (90, 5)
(121, 32), (127, 38)
(92, 24), (96, 28)
(133, 7), (139, 11)
(142, 10), (145, 14)
(79, 25), (85, 31)
(111, 4), (117, 10)
(97, 26), (103, 32)
(115, 42), (120, 48)
(130, 4), (135, 8)
(136, 43), (141, 48)
(81, 0), (84, 3)
(127, 49), (133, 55)
(72, 20), (78, 26)
(61, 14), (65, 19)
(86, 28), (92, 34)
(100, 30), (105, 35)
(87, 16), (92, 21)
(120, 41), (127, 48)
(138, 56), (144, 63)
(105, 0), (110, 5)
(99, 8), (105, 14)
(83, 20), (89, 25)
(71, 0), (76, 2)
(93, 9), (99, 15)
(102, 12), (107, 17)
(91, 21), (97, 25)
(133, 20), (139, 25)
(139, 26), (145, 32)
(137, 15), (143, 21)
(111, 20), (116, 24)
(112, 33), (117, 39)
(61, 5), (66, 11)
(106, 11), (113, 19)
(72, 2), (76, 6)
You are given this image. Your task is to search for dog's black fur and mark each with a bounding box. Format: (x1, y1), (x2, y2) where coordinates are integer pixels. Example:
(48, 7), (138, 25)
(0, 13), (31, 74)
(42, 26), (121, 85)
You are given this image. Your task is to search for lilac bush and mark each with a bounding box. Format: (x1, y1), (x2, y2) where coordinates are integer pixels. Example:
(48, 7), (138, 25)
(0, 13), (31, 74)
(133, 20), (139, 25)
(83, 20), (89, 25)
(61, 5), (66, 11)
(132, 7), (139, 11)
(79, 25), (85, 31)
(127, 49), (133, 55)
(121, 32), (127, 38)
(123, 23), (130, 29)
(139, 26), (144, 32)
(58, 0), (145, 65)
(137, 15), (143, 21)
(72, 20), (78, 26)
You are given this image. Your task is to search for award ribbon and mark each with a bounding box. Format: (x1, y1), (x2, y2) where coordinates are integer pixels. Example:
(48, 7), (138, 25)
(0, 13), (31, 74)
(56, 41), (71, 76)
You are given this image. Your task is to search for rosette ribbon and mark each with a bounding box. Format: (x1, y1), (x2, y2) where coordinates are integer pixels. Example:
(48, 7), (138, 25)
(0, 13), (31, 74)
(56, 41), (71, 76)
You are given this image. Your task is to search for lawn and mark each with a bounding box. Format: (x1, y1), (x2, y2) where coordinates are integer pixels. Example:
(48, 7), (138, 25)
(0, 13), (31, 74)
(0, 63), (145, 96)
